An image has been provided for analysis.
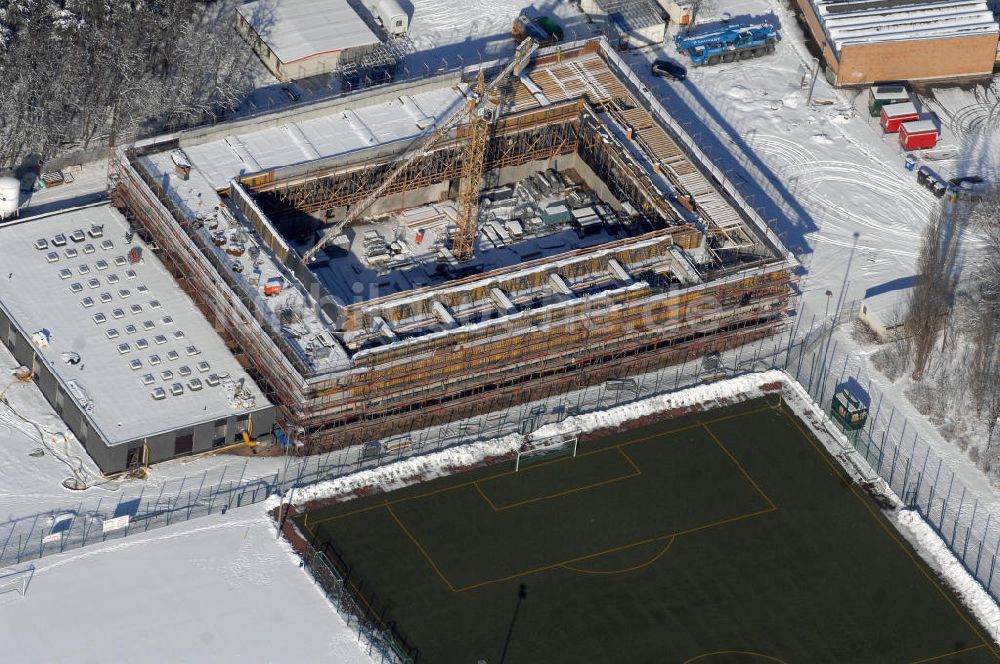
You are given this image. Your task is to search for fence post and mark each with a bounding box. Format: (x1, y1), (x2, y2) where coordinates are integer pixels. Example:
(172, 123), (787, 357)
(950, 485), (966, 547)
(976, 513), (991, 576)
(939, 470), (955, 532)
(987, 536), (1000, 590)
(927, 458), (944, 525)
(964, 499), (978, 561)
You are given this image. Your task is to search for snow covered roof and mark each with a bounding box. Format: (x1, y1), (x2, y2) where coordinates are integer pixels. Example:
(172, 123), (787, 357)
(177, 85), (463, 189)
(813, 0), (999, 51)
(590, 0), (665, 30)
(901, 119), (937, 133)
(237, 0), (380, 64)
(0, 204), (270, 445)
(882, 101), (918, 115)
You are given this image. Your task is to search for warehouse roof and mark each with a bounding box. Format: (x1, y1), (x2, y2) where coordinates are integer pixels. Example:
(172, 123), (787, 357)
(813, 0), (999, 51)
(590, 0), (665, 30)
(0, 204), (270, 445)
(237, 0), (380, 64)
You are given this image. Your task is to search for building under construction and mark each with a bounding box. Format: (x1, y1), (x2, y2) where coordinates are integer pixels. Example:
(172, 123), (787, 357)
(109, 37), (796, 455)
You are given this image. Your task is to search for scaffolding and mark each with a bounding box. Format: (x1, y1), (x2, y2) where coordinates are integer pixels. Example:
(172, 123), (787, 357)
(109, 38), (797, 455)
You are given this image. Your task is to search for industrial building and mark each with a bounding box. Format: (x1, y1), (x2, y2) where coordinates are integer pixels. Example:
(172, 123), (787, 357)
(581, 0), (667, 48)
(0, 205), (275, 474)
(793, 0), (999, 86)
(108, 38), (795, 456)
(236, 0), (387, 81)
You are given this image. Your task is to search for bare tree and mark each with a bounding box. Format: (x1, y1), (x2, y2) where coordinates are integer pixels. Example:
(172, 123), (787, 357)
(0, 0), (256, 170)
(905, 199), (968, 379)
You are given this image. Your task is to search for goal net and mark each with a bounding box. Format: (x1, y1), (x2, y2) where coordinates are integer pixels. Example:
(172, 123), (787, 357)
(515, 431), (579, 471)
(0, 565), (33, 599)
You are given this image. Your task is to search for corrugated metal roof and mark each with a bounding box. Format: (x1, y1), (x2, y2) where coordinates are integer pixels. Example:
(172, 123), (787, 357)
(592, 0), (664, 31)
(237, 0), (380, 64)
(811, 0), (998, 51)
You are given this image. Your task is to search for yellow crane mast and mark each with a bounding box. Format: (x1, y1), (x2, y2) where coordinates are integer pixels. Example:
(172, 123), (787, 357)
(301, 38), (538, 264)
(452, 70), (498, 261)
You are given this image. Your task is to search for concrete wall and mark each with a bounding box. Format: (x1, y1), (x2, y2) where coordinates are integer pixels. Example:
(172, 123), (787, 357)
(792, 0), (842, 76)
(0, 299), (276, 474)
(279, 52), (344, 83)
(236, 12), (284, 81)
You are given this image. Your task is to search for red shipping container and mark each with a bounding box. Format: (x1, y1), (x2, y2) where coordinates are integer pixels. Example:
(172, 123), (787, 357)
(880, 102), (918, 133)
(899, 120), (938, 150)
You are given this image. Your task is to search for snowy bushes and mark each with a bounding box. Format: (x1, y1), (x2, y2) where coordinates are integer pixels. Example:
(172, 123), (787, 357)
(0, 0), (256, 169)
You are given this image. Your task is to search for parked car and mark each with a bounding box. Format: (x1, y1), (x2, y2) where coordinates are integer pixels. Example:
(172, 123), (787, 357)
(916, 165), (947, 198)
(948, 175), (988, 202)
(651, 59), (687, 81)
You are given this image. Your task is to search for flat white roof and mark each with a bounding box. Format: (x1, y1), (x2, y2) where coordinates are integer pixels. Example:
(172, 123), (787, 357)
(901, 119), (937, 133)
(237, 0), (381, 64)
(814, 0), (998, 51)
(882, 101), (918, 115)
(178, 85), (463, 189)
(0, 205), (270, 445)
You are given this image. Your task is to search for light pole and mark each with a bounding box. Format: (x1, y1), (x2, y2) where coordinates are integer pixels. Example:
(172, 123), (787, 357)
(806, 57), (821, 107)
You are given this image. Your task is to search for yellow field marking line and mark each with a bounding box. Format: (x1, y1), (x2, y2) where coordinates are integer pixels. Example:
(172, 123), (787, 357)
(781, 409), (1000, 661)
(910, 643), (989, 664)
(682, 651), (790, 664)
(449, 504), (776, 593)
(384, 501), (458, 593)
(561, 535), (676, 575)
(475, 446), (642, 511)
(701, 424), (777, 511)
(305, 404), (776, 530)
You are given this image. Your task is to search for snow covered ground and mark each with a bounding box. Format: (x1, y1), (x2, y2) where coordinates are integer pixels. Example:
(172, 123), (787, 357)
(3, 0), (1000, 656)
(0, 505), (372, 664)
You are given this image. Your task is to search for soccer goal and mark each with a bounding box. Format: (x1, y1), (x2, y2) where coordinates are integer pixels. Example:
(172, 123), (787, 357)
(0, 565), (34, 599)
(515, 431), (579, 471)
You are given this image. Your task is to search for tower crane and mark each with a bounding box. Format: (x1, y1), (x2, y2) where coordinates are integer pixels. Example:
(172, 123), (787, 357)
(301, 38), (538, 264)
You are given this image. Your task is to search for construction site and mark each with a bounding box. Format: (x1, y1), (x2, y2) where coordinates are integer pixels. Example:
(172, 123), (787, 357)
(108, 37), (797, 455)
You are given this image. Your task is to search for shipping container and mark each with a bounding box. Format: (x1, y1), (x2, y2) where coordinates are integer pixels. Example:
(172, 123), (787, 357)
(899, 120), (938, 150)
(868, 84), (909, 117)
(880, 102), (918, 133)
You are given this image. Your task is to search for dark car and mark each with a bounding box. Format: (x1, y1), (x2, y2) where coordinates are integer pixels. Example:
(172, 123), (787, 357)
(651, 59), (687, 81)
(948, 175), (988, 202)
(917, 165), (947, 198)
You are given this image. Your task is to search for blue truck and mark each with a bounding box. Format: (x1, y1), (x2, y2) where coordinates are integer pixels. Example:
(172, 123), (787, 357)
(674, 23), (778, 66)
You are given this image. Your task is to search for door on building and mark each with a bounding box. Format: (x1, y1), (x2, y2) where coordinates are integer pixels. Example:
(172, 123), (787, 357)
(174, 433), (194, 456)
(126, 445), (143, 469)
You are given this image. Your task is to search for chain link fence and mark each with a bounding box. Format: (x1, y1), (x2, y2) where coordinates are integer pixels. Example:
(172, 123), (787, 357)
(4, 302), (1000, 650)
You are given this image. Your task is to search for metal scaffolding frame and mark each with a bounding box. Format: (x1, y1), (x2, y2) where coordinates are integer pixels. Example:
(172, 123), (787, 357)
(108, 40), (797, 456)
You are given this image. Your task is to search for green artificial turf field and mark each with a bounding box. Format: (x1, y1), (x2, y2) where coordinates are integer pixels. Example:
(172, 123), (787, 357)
(298, 399), (998, 664)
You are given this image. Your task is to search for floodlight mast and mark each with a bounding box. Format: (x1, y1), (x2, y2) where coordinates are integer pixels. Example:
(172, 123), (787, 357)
(300, 38), (539, 264)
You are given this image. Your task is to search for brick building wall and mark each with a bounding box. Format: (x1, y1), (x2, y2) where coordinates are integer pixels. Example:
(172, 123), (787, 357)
(835, 34), (998, 86)
(793, 0), (998, 86)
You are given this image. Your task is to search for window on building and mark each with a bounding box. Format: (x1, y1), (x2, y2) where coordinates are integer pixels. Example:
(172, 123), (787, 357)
(213, 418), (228, 447)
(174, 433), (194, 456)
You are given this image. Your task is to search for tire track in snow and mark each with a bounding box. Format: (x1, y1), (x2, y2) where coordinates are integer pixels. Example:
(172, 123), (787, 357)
(750, 134), (933, 258)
